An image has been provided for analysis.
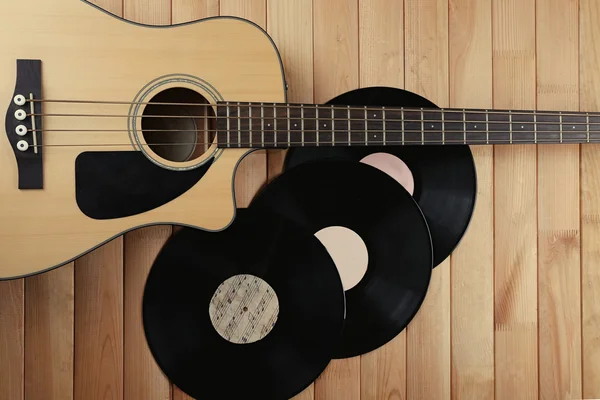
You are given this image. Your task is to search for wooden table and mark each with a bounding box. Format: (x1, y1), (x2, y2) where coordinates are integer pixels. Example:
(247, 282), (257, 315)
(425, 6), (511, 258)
(1, 0), (598, 399)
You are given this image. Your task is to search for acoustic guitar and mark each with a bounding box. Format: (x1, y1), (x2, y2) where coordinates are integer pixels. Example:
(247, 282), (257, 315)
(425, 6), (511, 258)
(0, 0), (596, 279)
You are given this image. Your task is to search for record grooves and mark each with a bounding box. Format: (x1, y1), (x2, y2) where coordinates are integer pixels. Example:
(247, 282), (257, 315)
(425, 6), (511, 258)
(284, 86), (478, 268)
(249, 159), (433, 358)
(142, 209), (346, 400)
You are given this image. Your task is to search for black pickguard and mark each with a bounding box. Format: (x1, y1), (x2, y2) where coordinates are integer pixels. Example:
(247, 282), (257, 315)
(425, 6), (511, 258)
(75, 152), (212, 220)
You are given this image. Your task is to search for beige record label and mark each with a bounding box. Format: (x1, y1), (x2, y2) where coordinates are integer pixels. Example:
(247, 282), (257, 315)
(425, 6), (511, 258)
(209, 274), (279, 344)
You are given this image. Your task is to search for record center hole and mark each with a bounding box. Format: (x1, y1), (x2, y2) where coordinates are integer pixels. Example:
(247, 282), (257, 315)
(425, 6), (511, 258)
(360, 152), (414, 196)
(315, 226), (368, 291)
(208, 274), (279, 344)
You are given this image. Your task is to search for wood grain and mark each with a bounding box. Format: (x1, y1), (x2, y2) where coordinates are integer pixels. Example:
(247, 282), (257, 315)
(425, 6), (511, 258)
(492, 0), (538, 399)
(266, 0), (314, 181)
(172, 0), (218, 23)
(580, 0), (600, 397)
(404, 1), (451, 399)
(358, 1), (406, 399)
(124, 0), (170, 24)
(124, 227), (172, 399)
(24, 266), (74, 400)
(220, 0), (268, 208)
(74, 237), (124, 400)
(536, 0), (582, 399)
(448, 1), (494, 399)
(0, 280), (24, 400)
(312, 0), (360, 398)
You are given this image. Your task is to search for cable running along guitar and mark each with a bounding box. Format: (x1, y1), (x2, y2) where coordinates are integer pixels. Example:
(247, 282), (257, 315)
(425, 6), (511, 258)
(0, 0), (597, 279)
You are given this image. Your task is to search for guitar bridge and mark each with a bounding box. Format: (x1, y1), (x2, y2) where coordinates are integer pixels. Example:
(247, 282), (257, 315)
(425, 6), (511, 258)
(5, 59), (43, 189)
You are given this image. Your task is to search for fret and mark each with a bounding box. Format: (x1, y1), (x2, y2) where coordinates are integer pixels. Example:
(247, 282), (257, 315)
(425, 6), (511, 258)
(561, 114), (588, 142)
(487, 112), (510, 143)
(534, 113), (537, 144)
(315, 106), (319, 147)
(403, 109), (421, 144)
(316, 106), (333, 146)
(587, 113), (590, 143)
(465, 112), (487, 144)
(331, 105), (335, 145)
(287, 106), (291, 146)
(347, 106), (351, 146)
(509, 111), (512, 144)
(249, 105), (253, 146)
(236, 102), (250, 147)
(260, 103), (265, 148)
(332, 106), (348, 145)
(364, 106), (368, 146)
(423, 110), (443, 144)
(463, 109), (466, 144)
(237, 102), (241, 146)
(590, 115), (600, 141)
(303, 105), (317, 146)
(534, 112), (561, 143)
(444, 110), (464, 143)
(367, 108), (384, 145)
(486, 111), (489, 144)
(301, 105), (305, 146)
(401, 108), (405, 144)
(349, 107), (365, 145)
(226, 103), (231, 148)
(273, 104), (277, 147)
(382, 107), (387, 145)
(442, 110), (446, 144)
(421, 108), (424, 145)
(289, 105), (302, 146)
(559, 112), (563, 143)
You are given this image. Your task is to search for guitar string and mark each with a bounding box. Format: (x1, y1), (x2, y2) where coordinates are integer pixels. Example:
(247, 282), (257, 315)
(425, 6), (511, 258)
(26, 137), (600, 149)
(24, 113), (600, 126)
(24, 99), (600, 119)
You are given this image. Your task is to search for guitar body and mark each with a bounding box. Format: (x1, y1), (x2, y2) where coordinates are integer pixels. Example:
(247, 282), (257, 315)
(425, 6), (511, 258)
(0, 0), (286, 278)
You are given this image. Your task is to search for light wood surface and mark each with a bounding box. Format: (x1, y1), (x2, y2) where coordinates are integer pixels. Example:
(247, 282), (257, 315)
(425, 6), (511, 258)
(404, 1), (451, 399)
(448, 1), (495, 400)
(2, 0), (600, 399)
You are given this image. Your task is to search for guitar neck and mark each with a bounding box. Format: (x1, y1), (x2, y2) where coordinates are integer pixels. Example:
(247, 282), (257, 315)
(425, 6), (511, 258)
(215, 101), (600, 148)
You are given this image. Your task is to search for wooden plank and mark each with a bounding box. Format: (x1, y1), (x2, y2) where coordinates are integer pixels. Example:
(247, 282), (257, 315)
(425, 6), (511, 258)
(580, 0), (600, 397)
(266, 0), (314, 181)
(492, 0), (538, 399)
(219, 0), (267, 208)
(74, 238), (124, 400)
(536, 0), (582, 399)
(24, 266), (74, 400)
(357, 1), (406, 399)
(312, 0), (359, 399)
(123, 227), (172, 400)
(124, 0), (170, 24)
(0, 280), (24, 400)
(88, 0), (123, 16)
(447, 1), (494, 399)
(172, 0), (218, 23)
(404, 0), (450, 399)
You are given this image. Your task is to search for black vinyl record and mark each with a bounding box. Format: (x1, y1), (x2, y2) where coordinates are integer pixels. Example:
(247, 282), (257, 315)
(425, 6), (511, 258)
(249, 159), (433, 358)
(284, 86), (477, 268)
(142, 209), (346, 400)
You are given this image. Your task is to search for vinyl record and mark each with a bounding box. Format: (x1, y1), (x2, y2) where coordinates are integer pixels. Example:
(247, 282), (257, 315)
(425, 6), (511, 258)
(284, 86), (477, 268)
(142, 209), (346, 400)
(249, 159), (433, 358)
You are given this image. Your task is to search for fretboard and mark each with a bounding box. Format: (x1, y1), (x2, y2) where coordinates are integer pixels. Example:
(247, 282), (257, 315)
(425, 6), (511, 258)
(215, 101), (600, 148)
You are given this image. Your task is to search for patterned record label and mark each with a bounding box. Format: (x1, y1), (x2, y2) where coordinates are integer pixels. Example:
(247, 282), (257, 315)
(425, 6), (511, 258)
(209, 274), (279, 344)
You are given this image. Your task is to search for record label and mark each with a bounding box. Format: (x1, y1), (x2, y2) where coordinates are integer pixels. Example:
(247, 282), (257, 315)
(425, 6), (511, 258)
(209, 274), (279, 344)
(249, 159), (433, 358)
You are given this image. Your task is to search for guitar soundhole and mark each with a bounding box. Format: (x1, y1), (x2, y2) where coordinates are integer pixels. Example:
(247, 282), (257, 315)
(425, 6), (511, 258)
(141, 88), (216, 162)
